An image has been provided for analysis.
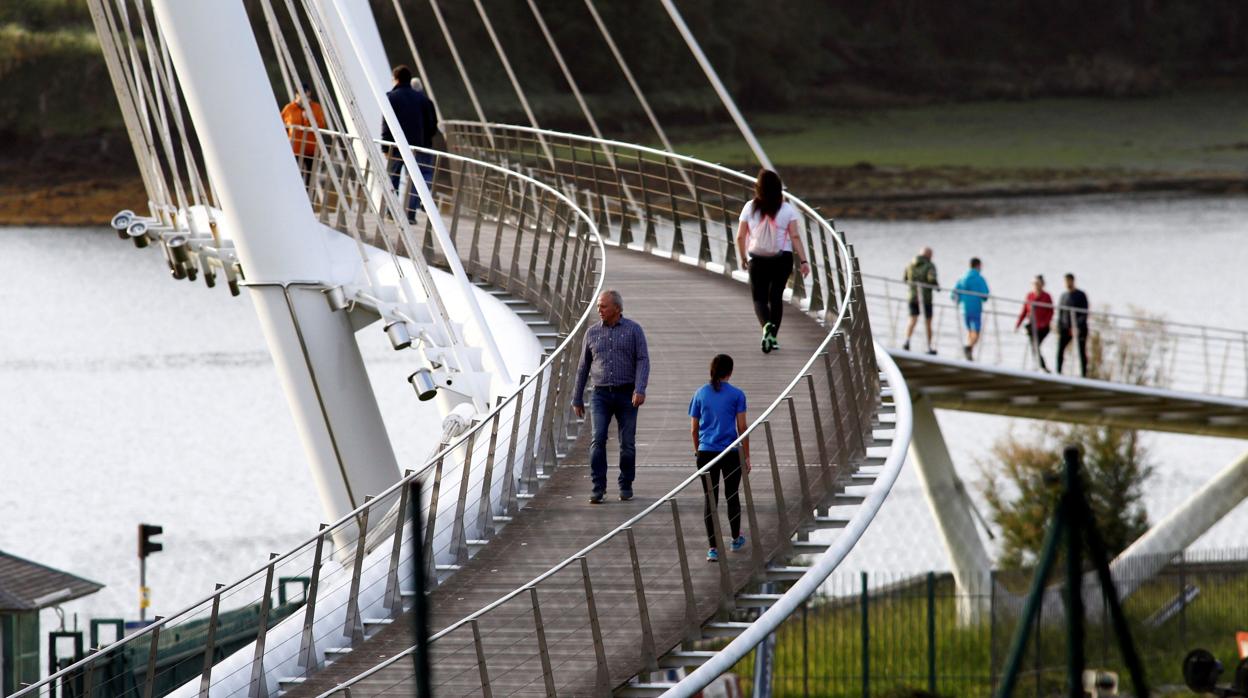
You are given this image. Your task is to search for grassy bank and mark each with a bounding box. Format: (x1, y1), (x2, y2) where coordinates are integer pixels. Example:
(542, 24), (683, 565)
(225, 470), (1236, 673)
(718, 567), (1248, 697)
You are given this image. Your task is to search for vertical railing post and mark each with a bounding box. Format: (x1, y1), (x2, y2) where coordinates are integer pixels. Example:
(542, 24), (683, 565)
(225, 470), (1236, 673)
(298, 525), (328, 674)
(580, 556), (612, 693)
(450, 431), (478, 565)
(786, 397), (815, 517)
(471, 619), (492, 698)
(670, 499), (700, 641)
(764, 422), (790, 536)
(343, 499), (373, 645)
(626, 528), (658, 672)
(142, 621), (162, 698)
(521, 372), (545, 492)
(247, 555), (278, 698)
(806, 373), (832, 497)
(198, 584), (224, 698)
(476, 410), (503, 539)
(529, 586), (557, 697)
(384, 479), (412, 616)
(740, 460), (765, 573)
(424, 454), (446, 586)
(500, 380), (528, 517)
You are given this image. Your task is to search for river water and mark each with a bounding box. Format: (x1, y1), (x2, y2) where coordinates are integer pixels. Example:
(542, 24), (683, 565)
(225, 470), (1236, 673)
(1, 193), (1245, 631)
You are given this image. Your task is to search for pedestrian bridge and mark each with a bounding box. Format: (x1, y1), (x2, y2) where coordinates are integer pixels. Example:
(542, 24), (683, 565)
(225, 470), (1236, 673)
(23, 36), (911, 698)
(32, 1), (1248, 696)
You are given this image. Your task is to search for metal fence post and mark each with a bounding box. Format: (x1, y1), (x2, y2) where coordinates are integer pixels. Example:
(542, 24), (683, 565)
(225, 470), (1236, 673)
(530, 587), (557, 697)
(198, 584), (224, 698)
(248, 555), (278, 698)
(670, 499), (700, 642)
(471, 620), (493, 698)
(580, 556), (612, 693)
(927, 571), (936, 696)
(342, 499), (373, 645)
(860, 571), (869, 698)
(298, 525), (328, 674)
(384, 482), (411, 616)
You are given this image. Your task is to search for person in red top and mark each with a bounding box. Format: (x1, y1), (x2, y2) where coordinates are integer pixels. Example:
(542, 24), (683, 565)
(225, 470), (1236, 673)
(1015, 274), (1054, 372)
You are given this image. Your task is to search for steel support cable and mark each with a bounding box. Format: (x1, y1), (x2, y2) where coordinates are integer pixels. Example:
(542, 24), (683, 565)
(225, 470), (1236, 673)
(299, 0), (470, 375)
(426, 0), (493, 146)
(387, 0), (438, 108)
(136, 0), (215, 231)
(154, 25), (219, 214)
(262, 0), (385, 294)
(580, 0), (698, 205)
(104, 0), (177, 218)
(524, 0), (615, 171)
(469, 0), (556, 170)
(84, 0), (163, 213)
(657, 0), (774, 172)
(113, 0), (194, 225)
(318, 0), (512, 386)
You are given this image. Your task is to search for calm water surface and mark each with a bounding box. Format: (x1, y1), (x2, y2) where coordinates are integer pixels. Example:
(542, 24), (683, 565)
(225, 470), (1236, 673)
(1, 193), (1245, 628)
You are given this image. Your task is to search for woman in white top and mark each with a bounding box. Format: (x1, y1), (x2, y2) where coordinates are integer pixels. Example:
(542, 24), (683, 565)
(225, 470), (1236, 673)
(736, 169), (810, 353)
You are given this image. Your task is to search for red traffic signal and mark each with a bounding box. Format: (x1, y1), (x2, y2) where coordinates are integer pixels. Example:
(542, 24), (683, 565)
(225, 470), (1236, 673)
(138, 523), (163, 559)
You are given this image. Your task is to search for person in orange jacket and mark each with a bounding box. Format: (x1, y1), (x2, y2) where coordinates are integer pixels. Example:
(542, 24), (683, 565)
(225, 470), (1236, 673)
(280, 83), (326, 184)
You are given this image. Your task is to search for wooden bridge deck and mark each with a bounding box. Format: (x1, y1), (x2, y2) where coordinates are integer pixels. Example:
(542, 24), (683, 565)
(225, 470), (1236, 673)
(284, 244), (854, 697)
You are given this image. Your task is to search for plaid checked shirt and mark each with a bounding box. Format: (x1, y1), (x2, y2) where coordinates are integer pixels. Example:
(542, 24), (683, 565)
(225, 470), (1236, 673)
(572, 316), (650, 407)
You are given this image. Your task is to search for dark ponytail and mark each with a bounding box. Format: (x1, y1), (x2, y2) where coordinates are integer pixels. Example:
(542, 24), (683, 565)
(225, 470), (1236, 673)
(710, 354), (734, 391)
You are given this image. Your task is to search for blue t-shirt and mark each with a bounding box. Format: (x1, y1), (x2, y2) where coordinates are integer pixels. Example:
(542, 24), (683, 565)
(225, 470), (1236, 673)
(688, 382), (747, 452)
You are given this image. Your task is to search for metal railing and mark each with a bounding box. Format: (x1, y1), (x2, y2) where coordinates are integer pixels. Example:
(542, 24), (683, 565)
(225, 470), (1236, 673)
(865, 273), (1248, 398)
(304, 124), (897, 696)
(14, 138), (604, 698)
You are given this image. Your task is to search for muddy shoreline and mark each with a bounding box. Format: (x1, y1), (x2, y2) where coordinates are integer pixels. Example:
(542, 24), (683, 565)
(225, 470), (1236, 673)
(3, 164), (1246, 227)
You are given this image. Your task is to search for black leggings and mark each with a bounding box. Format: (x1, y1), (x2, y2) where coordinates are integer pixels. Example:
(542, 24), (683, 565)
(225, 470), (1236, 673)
(1026, 324), (1050, 370)
(748, 252), (794, 334)
(698, 450), (742, 549)
(1057, 326), (1088, 377)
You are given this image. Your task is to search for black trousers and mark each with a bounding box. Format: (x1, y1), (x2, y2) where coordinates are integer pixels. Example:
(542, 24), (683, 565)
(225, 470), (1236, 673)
(1057, 326), (1088, 377)
(698, 450), (743, 549)
(1026, 324), (1050, 370)
(748, 252), (794, 333)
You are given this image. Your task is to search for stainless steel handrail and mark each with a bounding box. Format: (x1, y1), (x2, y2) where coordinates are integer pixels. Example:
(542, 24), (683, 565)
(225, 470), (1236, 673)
(14, 137), (605, 698)
(312, 124), (894, 697)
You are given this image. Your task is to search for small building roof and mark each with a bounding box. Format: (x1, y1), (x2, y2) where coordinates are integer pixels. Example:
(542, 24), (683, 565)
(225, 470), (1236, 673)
(0, 550), (104, 612)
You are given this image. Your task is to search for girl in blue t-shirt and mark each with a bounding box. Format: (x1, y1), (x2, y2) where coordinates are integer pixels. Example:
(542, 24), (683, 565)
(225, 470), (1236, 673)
(688, 354), (751, 562)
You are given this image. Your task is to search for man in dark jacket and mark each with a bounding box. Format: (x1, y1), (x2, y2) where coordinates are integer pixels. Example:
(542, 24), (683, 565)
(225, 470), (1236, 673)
(1056, 273), (1090, 377)
(381, 65), (431, 221)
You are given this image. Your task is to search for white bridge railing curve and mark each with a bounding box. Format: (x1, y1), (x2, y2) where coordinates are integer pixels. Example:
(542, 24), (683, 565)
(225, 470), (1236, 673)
(305, 124), (910, 696)
(15, 141), (605, 698)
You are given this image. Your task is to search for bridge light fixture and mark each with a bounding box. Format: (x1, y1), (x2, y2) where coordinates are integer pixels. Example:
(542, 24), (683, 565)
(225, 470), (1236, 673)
(167, 235), (190, 279)
(112, 210), (135, 239)
(386, 320), (412, 350)
(408, 367), (437, 401)
(324, 285), (350, 312)
(126, 220), (150, 248)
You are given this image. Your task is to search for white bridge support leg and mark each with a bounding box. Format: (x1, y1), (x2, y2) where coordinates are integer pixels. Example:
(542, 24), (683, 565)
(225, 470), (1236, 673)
(1110, 447), (1248, 597)
(909, 395), (992, 623)
(152, 0), (400, 522)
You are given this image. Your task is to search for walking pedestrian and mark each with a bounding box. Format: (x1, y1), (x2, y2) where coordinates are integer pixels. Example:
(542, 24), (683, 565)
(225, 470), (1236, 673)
(572, 290), (650, 504)
(1056, 273), (1090, 377)
(951, 257), (990, 360)
(688, 354), (751, 562)
(409, 77), (440, 191)
(903, 247), (938, 354)
(1015, 275), (1054, 372)
(380, 65), (431, 221)
(736, 169), (811, 354)
(280, 82), (326, 185)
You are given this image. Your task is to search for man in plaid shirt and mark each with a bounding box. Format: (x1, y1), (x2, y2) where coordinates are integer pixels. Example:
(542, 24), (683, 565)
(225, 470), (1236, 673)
(573, 290), (651, 504)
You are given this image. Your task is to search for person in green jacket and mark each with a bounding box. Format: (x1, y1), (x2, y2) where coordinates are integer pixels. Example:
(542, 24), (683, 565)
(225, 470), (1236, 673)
(903, 246), (938, 354)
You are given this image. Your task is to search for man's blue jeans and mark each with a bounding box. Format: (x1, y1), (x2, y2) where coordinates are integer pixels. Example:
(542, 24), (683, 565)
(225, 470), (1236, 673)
(589, 388), (637, 495)
(388, 153), (434, 221)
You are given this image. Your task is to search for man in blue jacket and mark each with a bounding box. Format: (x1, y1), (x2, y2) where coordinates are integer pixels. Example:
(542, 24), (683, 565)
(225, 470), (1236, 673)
(380, 65), (431, 221)
(951, 257), (990, 361)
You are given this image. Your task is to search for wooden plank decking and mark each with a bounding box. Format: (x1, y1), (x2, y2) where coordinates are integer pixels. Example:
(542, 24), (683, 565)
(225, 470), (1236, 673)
(283, 243), (856, 697)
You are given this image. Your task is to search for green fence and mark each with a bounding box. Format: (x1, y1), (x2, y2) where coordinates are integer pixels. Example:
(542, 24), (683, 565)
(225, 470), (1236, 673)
(722, 548), (1248, 697)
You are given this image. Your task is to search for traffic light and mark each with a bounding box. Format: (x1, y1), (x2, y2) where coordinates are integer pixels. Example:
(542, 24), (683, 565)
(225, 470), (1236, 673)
(138, 524), (163, 559)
